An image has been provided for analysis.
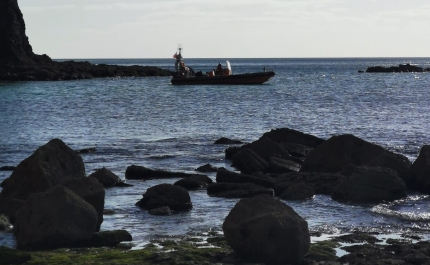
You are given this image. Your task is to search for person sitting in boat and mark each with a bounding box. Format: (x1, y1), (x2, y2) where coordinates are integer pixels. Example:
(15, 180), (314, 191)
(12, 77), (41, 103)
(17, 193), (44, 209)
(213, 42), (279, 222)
(215, 63), (223, 76)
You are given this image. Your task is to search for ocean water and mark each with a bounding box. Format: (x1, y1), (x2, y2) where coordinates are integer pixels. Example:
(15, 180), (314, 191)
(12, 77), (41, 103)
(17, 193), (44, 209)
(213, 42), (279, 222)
(1, 58), (430, 248)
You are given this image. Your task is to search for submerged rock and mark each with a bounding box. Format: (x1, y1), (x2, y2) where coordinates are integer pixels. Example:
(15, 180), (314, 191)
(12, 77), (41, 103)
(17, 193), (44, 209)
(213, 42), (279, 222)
(214, 137), (243, 145)
(223, 194), (310, 264)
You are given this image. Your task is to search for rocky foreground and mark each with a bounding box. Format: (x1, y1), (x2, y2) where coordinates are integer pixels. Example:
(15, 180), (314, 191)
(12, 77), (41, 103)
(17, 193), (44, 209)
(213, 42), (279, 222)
(1, 127), (430, 264)
(0, 0), (172, 81)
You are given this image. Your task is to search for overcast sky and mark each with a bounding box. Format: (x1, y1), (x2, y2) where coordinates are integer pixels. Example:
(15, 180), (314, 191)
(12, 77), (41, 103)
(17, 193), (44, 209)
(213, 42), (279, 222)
(20, 0), (430, 59)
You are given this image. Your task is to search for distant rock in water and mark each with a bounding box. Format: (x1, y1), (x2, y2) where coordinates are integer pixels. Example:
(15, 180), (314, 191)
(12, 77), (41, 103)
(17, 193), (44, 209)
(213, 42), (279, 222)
(0, 0), (172, 81)
(366, 64), (429, 73)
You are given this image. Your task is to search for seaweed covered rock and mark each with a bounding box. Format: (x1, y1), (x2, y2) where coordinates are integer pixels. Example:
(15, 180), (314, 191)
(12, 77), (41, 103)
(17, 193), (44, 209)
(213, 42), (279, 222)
(14, 186), (98, 250)
(223, 194), (310, 264)
(136, 184), (192, 212)
(0, 139), (85, 201)
(0, 246), (31, 265)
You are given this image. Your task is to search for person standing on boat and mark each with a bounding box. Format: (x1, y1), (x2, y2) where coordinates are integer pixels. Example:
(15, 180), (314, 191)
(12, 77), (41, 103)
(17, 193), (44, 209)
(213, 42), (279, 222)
(216, 63), (223, 76)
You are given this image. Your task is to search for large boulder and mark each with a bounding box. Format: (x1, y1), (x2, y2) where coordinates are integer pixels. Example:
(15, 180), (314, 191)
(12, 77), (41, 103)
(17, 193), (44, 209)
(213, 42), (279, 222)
(300, 134), (411, 183)
(280, 183), (315, 201)
(216, 169), (274, 188)
(332, 165), (406, 203)
(0, 139), (86, 201)
(14, 186), (98, 250)
(274, 172), (345, 195)
(207, 183), (273, 198)
(89, 167), (125, 188)
(63, 177), (105, 232)
(223, 194), (310, 264)
(231, 149), (269, 174)
(409, 145), (430, 194)
(262, 128), (325, 147)
(0, 198), (24, 224)
(174, 175), (213, 190)
(135, 184), (192, 212)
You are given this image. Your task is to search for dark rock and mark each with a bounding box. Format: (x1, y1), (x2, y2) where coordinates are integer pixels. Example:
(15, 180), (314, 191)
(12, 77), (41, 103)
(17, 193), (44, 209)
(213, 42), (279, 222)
(281, 142), (314, 158)
(273, 181), (294, 196)
(174, 175), (212, 190)
(148, 206), (172, 216)
(366, 63), (426, 73)
(280, 183), (315, 200)
(225, 146), (240, 160)
(300, 134), (411, 183)
(207, 183), (273, 198)
(14, 186), (98, 250)
(89, 230), (132, 247)
(63, 177), (105, 232)
(269, 156), (301, 173)
(214, 137), (243, 145)
(125, 165), (204, 180)
(241, 136), (289, 162)
(223, 194), (310, 264)
(195, 163), (218, 172)
(275, 172), (346, 195)
(216, 169), (274, 188)
(0, 198), (24, 223)
(0, 246), (31, 265)
(89, 167), (125, 188)
(136, 184), (192, 212)
(231, 148), (269, 174)
(0, 139), (85, 201)
(76, 147), (96, 154)
(0, 0), (171, 81)
(262, 128), (325, 148)
(334, 231), (382, 244)
(0, 214), (11, 231)
(332, 165), (406, 203)
(0, 166), (15, 171)
(409, 145), (430, 194)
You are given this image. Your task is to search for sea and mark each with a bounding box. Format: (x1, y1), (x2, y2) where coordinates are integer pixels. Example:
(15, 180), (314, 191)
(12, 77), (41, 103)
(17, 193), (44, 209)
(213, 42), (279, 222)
(1, 58), (430, 249)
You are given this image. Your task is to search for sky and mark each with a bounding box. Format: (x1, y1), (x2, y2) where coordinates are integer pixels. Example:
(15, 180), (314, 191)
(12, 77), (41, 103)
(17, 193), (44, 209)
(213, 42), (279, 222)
(19, 0), (430, 59)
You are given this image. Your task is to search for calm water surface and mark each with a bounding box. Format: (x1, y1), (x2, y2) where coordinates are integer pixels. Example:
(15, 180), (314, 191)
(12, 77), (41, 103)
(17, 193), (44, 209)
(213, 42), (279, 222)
(1, 58), (430, 248)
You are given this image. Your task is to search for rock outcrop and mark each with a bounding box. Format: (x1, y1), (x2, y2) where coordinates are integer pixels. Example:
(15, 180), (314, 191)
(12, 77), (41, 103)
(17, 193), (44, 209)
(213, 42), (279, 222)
(0, 0), (171, 81)
(223, 194), (310, 264)
(366, 64), (428, 73)
(409, 145), (430, 194)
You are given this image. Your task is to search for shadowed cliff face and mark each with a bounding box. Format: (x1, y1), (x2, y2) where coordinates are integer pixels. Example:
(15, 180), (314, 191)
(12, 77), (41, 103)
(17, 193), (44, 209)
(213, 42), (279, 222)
(0, 0), (41, 64)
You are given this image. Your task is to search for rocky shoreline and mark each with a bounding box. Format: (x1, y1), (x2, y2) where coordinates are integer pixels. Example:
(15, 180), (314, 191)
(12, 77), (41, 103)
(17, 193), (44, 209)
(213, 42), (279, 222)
(0, 0), (172, 81)
(1, 127), (430, 264)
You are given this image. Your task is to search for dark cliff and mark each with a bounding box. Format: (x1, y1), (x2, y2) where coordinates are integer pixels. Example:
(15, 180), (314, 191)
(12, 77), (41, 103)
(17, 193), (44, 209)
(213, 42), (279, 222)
(0, 0), (172, 81)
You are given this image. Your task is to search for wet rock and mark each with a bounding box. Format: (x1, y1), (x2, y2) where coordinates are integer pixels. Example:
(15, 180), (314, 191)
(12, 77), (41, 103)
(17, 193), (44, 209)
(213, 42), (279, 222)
(136, 184), (192, 212)
(216, 169), (274, 188)
(269, 156), (301, 173)
(225, 146), (240, 159)
(0, 214), (11, 231)
(207, 183), (273, 198)
(89, 167), (125, 188)
(214, 137), (243, 145)
(14, 186), (98, 250)
(174, 175), (213, 190)
(332, 165), (406, 203)
(0, 138), (86, 201)
(280, 183), (315, 200)
(241, 136), (290, 162)
(63, 177), (105, 232)
(232, 148), (269, 174)
(275, 172), (346, 195)
(125, 165), (205, 180)
(89, 230), (132, 247)
(0, 166), (15, 171)
(223, 194), (310, 264)
(409, 145), (430, 194)
(281, 142), (314, 158)
(75, 147), (96, 154)
(195, 163), (218, 172)
(148, 206), (172, 216)
(0, 198), (24, 224)
(300, 134), (411, 184)
(0, 246), (31, 265)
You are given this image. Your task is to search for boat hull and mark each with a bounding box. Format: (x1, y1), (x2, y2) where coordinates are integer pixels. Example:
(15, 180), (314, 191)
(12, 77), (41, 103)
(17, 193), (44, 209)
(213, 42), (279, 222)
(171, 71), (275, 85)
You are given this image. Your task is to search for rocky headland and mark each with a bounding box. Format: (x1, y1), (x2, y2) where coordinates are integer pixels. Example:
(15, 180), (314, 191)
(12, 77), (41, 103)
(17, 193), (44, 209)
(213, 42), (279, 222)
(366, 63), (430, 73)
(0, 0), (172, 81)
